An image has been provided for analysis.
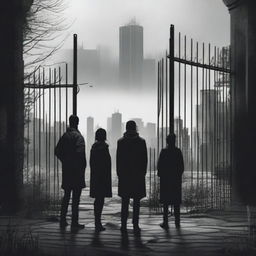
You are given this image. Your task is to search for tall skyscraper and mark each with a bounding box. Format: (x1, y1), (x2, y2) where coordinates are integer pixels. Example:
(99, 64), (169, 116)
(119, 19), (143, 90)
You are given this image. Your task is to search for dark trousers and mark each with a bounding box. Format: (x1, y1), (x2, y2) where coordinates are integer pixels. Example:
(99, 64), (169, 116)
(94, 197), (105, 227)
(163, 203), (180, 224)
(121, 197), (140, 227)
(60, 188), (82, 225)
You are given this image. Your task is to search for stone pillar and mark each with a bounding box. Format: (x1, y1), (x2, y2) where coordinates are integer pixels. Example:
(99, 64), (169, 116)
(223, 0), (256, 205)
(0, 1), (25, 213)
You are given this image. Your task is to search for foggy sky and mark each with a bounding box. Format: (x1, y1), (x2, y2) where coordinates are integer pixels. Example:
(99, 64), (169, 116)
(64, 0), (230, 57)
(57, 0), (230, 133)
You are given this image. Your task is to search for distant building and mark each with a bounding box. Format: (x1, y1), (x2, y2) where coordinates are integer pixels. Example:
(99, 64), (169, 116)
(111, 112), (122, 148)
(86, 117), (94, 154)
(119, 19), (143, 90)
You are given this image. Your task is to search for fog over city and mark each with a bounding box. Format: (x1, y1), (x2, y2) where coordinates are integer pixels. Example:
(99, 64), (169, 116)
(45, 0), (230, 134)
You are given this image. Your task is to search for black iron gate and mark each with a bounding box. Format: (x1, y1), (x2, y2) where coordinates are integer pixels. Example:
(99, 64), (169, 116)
(23, 35), (79, 209)
(150, 25), (231, 211)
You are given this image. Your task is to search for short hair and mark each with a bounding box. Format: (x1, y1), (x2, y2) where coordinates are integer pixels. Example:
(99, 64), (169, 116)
(126, 120), (136, 131)
(69, 115), (79, 127)
(95, 128), (106, 142)
(166, 133), (176, 145)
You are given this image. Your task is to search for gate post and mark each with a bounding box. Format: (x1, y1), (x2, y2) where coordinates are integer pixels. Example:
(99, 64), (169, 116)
(73, 34), (78, 115)
(0, 0), (26, 213)
(223, 0), (256, 206)
(169, 25), (175, 134)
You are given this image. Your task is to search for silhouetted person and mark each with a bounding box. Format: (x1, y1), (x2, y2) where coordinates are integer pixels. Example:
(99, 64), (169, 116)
(55, 115), (86, 229)
(157, 134), (184, 229)
(116, 120), (148, 234)
(90, 128), (112, 232)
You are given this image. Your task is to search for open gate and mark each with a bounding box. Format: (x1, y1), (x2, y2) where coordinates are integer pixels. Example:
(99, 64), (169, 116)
(150, 25), (231, 211)
(23, 35), (79, 208)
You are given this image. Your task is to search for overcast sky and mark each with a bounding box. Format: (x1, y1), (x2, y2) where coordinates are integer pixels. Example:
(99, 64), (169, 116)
(63, 0), (230, 58)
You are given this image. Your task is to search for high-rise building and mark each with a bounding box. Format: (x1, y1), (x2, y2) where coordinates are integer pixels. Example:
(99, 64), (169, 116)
(111, 112), (122, 148)
(119, 19), (143, 90)
(86, 116), (94, 154)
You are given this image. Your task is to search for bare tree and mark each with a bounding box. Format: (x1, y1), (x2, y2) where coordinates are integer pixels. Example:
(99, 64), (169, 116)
(23, 0), (69, 76)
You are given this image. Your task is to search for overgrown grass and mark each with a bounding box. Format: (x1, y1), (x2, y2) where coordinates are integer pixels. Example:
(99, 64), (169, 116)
(21, 178), (61, 218)
(182, 183), (211, 212)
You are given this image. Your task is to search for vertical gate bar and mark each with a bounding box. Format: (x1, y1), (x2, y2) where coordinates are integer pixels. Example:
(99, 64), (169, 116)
(222, 48), (225, 206)
(66, 63), (68, 128)
(202, 43), (205, 208)
(229, 45), (232, 202)
(48, 68), (52, 197)
(27, 80), (30, 183)
(54, 68), (57, 204)
(157, 61), (160, 156)
(196, 42), (199, 205)
(43, 68), (45, 135)
(184, 35), (187, 171)
(45, 112), (48, 199)
(205, 48), (208, 207)
(205, 54), (208, 207)
(33, 70), (36, 198)
(223, 49), (227, 203)
(178, 33), (181, 148)
(166, 52), (168, 138)
(58, 66), (61, 200)
(73, 34), (78, 116)
(209, 43), (213, 207)
(153, 148), (156, 209)
(169, 25), (175, 134)
(190, 38), (193, 188)
(162, 58), (165, 148)
(38, 68), (41, 198)
(149, 147), (152, 207)
(226, 50), (229, 203)
(42, 68), (46, 198)
(214, 46), (217, 208)
(160, 59), (164, 149)
(216, 48), (220, 208)
(226, 51), (229, 203)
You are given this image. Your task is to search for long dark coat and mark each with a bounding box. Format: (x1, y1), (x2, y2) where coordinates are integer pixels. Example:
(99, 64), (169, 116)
(55, 128), (86, 190)
(116, 132), (148, 199)
(89, 141), (112, 198)
(157, 146), (184, 205)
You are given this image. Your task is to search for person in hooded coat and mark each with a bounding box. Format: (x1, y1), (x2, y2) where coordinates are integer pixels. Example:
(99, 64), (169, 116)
(55, 115), (86, 229)
(157, 133), (184, 229)
(90, 128), (112, 232)
(116, 120), (148, 234)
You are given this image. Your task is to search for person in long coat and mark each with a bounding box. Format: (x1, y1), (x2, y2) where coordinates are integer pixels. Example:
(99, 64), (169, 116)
(55, 115), (86, 229)
(90, 128), (112, 232)
(116, 120), (148, 233)
(157, 133), (184, 229)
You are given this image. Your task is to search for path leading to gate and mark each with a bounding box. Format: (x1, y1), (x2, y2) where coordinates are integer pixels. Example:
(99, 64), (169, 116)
(0, 197), (254, 256)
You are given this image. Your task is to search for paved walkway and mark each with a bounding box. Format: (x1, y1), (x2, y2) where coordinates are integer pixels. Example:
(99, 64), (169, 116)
(0, 199), (255, 256)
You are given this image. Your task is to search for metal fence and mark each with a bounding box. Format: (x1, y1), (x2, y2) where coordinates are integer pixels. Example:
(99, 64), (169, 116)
(23, 35), (79, 208)
(152, 25), (231, 211)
